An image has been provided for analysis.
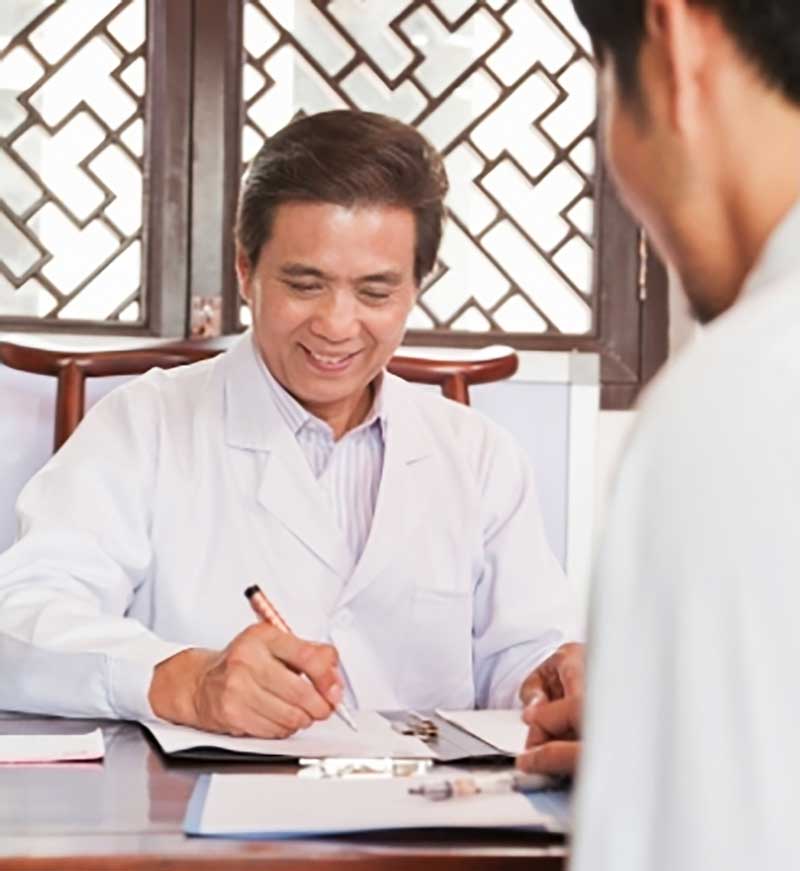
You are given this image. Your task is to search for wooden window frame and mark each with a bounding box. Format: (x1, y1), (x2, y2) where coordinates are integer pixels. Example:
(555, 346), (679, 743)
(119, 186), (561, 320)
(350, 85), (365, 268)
(0, 0), (668, 409)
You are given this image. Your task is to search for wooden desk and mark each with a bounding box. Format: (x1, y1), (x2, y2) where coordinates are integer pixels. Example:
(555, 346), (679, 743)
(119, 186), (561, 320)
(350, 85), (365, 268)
(0, 714), (568, 870)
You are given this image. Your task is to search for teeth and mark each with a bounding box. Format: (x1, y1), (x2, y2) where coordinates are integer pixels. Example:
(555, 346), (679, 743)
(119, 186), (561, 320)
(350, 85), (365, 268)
(309, 350), (352, 366)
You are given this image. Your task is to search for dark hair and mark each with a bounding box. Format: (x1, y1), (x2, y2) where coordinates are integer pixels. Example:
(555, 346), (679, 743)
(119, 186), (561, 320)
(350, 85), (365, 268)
(572, 0), (800, 106)
(236, 110), (448, 285)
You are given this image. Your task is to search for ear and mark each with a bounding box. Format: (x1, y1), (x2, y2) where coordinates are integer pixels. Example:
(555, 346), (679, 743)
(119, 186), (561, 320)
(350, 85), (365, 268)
(643, 0), (708, 137)
(235, 243), (254, 304)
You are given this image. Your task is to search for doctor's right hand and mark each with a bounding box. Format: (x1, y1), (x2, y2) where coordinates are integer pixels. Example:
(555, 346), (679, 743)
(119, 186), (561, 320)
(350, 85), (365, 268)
(148, 623), (345, 738)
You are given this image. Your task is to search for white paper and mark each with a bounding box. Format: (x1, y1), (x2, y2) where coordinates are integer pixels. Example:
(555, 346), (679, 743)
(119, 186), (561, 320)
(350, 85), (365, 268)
(0, 728), (104, 764)
(193, 773), (565, 836)
(144, 711), (434, 759)
(437, 709), (528, 755)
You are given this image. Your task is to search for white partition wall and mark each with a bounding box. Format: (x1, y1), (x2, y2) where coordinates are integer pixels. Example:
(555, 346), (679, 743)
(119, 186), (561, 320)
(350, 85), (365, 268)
(0, 366), (54, 552)
(472, 352), (599, 598)
(0, 368), (130, 551)
(0, 350), (599, 601)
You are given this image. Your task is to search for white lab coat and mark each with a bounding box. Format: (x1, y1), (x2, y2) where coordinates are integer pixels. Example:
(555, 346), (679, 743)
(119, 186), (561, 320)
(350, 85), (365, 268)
(0, 333), (575, 721)
(572, 200), (800, 870)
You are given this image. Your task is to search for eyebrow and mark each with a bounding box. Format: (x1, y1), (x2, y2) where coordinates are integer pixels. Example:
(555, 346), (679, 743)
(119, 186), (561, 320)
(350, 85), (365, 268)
(359, 270), (403, 286)
(278, 263), (404, 285)
(278, 263), (327, 280)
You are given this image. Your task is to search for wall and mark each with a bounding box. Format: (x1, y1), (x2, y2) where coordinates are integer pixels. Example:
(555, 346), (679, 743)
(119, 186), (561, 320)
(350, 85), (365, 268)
(590, 267), (700, 558)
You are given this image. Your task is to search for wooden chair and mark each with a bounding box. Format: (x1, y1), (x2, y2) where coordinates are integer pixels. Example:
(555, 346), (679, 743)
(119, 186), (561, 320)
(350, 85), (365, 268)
(0, 337), (518, 451)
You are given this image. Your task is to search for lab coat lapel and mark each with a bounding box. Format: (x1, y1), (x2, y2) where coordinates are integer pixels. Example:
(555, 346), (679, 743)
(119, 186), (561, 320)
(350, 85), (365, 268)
(337, 374), (436, 608)
(222, 334), (353, 579)
(255, 442), (354, 579)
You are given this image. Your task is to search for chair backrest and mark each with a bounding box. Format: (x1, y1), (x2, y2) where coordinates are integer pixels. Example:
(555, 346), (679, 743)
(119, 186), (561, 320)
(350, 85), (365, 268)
(0, 338), (518, 451)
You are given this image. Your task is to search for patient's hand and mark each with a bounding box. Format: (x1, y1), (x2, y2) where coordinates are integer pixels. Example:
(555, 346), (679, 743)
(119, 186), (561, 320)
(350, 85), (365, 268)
(148, 624), (344, 738)
(519, 641), (584, 707)
(516, 694), (582, 776)
(516, 642), (585, 776)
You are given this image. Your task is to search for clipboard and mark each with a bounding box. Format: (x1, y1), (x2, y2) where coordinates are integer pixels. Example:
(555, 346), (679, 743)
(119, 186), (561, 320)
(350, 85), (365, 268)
(142, 710), (516, 764)
(183, 772), (571, 838)
(381, 710), (514, 763)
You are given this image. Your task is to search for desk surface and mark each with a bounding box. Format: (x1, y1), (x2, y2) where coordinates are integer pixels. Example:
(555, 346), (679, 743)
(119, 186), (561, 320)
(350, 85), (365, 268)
(0, 713), (567, 870)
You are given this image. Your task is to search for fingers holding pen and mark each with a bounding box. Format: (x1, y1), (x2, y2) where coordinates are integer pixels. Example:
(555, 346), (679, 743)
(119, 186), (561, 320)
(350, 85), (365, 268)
(243, 584), (356, 732)
(261, 627), (345, 714)
(195, 654), (314, 737)
(156, 624), (343, 738)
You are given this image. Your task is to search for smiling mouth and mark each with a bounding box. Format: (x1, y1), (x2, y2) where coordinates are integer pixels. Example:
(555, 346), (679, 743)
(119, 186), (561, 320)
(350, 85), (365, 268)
(301, 346), (362, 372)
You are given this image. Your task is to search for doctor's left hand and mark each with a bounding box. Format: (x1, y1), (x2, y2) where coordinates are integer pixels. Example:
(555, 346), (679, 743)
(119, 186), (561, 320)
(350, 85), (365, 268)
(148, 624), (345, 738)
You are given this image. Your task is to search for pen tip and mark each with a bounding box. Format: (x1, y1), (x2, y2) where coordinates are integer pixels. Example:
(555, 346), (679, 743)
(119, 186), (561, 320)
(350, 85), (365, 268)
(244, 585), (259, 599)
(337, 705), (358, 732)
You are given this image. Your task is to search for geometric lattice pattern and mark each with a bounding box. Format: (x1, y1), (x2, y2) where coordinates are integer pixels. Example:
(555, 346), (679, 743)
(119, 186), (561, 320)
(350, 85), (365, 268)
(243, 0), (596, 337)
(0, 0), (146, 324)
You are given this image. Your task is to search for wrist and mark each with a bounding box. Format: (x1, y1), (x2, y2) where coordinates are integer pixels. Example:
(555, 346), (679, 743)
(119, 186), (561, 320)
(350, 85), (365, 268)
(148, 647), (214, 725)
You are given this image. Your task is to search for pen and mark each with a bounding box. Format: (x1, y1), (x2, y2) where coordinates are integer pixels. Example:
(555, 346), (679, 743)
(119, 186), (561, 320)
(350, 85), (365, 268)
(244, 584), (358, 732)
(408, 771), (554, 801)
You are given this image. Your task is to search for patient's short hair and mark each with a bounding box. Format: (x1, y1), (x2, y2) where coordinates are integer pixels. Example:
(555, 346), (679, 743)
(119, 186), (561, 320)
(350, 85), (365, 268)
(236, 110), (449, 285)
(572, 0), (800, 107)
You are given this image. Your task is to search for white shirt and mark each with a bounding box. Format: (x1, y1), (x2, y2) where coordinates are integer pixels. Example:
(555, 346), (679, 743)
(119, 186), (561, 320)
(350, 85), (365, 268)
(0, 332), (577, 720)
(257, 349), (385, 567)
(572, 200), (800, 871)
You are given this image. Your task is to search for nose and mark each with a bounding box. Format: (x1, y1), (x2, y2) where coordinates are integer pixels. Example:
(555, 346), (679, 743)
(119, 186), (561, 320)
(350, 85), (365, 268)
(309, 289), (360, 343)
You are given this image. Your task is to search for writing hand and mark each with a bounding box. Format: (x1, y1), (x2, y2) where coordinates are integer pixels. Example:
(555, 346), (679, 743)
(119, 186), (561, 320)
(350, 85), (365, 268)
(149, 623), (344, 738)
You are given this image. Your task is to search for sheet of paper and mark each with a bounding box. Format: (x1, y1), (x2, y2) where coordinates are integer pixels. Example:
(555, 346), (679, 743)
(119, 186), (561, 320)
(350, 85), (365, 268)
(0, 728), (104, 764)
(437, 709), (528, 755)
(187, 772), (566, 837)
(144, 711), (434, 759)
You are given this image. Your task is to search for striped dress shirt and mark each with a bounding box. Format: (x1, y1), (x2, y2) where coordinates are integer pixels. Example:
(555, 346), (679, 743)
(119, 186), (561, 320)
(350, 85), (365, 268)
(257, 355), (387, 568)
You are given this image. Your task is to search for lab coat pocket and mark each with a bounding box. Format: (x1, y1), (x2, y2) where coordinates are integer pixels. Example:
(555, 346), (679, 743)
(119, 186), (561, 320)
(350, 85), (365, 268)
(400, 587), (475, 710)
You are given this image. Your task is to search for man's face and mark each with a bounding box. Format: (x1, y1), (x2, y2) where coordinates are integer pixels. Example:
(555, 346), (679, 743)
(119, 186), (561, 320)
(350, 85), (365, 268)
(237, 201), (418, 426)
(596, 12), (737, 324)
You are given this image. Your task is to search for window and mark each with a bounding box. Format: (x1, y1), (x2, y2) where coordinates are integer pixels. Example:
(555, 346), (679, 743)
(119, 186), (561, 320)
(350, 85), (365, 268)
(1, 0), (149, 326)
(0, 0), (667, 408)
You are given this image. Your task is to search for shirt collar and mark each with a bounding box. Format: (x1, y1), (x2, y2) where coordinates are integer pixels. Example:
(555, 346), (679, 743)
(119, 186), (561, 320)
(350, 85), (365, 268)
(252, 335), (388, 441)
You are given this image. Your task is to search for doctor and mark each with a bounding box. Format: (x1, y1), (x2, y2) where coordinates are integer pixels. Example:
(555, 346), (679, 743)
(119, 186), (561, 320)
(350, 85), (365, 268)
(0, 110), (578, 737)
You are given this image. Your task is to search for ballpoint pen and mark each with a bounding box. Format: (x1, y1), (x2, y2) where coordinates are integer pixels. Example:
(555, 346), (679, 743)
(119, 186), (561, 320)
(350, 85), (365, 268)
(244, 584), (359, 732)
(408, 771), (555, 801)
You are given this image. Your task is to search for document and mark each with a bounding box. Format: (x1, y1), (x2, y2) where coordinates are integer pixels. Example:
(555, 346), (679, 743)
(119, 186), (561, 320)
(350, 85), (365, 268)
(0, 728), (104, 764)
(185, 772), (569, 837)
(144, 711), (434, 760)
(437, 709), (528, 755)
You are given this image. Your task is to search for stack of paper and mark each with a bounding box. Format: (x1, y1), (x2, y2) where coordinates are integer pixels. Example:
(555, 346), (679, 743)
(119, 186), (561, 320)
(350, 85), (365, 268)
(0, 728), (104, 764)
